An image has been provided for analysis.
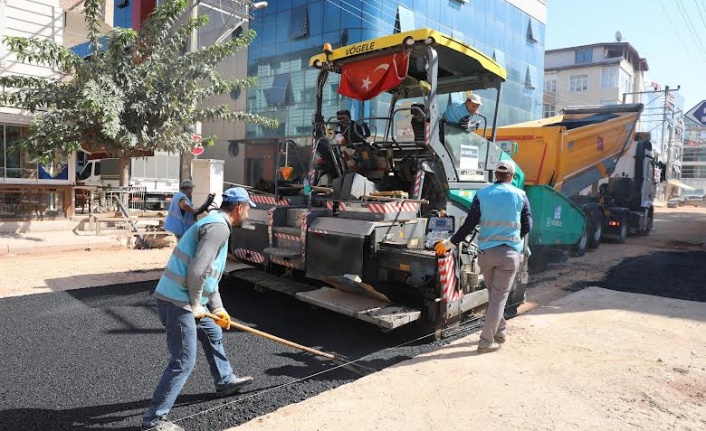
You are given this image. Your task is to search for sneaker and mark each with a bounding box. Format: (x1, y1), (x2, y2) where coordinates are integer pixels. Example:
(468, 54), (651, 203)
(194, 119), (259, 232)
(494, 335), (506, 344)
(477, 342), (502, 354)
(141, 418), (184, 431)
(215, 376), (254, 397)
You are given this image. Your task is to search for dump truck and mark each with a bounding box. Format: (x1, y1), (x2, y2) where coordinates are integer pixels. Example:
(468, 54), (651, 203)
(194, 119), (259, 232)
(227, 28), (586, 334)
(492, 106), (663, 259)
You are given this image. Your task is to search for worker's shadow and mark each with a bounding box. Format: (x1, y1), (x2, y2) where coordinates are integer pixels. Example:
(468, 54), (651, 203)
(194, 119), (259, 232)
(0, 393), (212, 431)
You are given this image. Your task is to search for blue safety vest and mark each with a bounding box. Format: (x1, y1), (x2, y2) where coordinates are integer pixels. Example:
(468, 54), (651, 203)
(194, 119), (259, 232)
(163, 191), (194, 237)
(154, 212), (230, 306)
(444, 102), (470, 124)
(476, 183), (526, 253)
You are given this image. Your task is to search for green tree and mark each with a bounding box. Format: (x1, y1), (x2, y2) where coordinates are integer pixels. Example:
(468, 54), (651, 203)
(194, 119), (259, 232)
(0, 0), (276, 186)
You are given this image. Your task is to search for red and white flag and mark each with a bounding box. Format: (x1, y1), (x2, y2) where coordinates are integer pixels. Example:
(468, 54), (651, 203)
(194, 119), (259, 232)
(338, 51), (410, 101)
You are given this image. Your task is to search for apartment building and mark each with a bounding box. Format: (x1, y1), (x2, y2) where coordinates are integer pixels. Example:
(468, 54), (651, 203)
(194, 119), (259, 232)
(543, 42), (648, 117)
(0, 0), (72, 220)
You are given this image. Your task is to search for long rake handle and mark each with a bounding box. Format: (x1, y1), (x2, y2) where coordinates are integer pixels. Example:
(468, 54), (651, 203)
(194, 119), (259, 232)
(206, 313), (336, 360)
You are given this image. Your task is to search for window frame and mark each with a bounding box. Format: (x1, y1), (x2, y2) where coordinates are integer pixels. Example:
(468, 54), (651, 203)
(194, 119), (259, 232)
(569, 74), (589, 92)
(575, 48), (593, 64)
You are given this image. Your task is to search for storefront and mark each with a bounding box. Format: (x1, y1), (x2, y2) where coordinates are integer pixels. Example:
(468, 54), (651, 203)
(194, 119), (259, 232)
(0, 123), (76, 220)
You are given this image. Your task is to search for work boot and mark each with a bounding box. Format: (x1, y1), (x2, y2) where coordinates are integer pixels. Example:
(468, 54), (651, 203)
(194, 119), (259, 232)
(215, 376), (254, 397)
(141, 418), (184, 431)
(477, 342), (502, 354)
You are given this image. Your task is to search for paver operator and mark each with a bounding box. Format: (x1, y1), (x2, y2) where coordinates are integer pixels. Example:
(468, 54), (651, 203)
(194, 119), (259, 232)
(444, 92), (483, 130)
(142, 187), (256, 431)
(435, 160), (532, 354)
(163, 179), (215, 242)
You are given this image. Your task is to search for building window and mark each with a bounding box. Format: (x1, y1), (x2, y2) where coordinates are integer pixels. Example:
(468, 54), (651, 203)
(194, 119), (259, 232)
(289, 6), (309, 39)
(394, 5), (415, 33)
(544, 75), (556, 92)
(569, 74), (589, 92)
(257, 63), (271, 77)
(619, 68), (634, 97)
(543, 103), (556, 118)
(265, 73), (292, 107)
(575, 48), (593, 64)
(526, 18), (537, 43)
(493, 49), (506, 69)
(525, 65), (537, 90)
(601, 66), (618, 88)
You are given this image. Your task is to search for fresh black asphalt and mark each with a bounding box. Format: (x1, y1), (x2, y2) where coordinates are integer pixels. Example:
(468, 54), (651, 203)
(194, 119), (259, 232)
(2, 250), (704, 431)
(0, 278), (457, 431)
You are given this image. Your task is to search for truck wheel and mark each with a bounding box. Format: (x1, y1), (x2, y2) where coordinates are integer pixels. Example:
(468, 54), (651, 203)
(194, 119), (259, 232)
(571, 226), (588, 257)
(588, 214), (603, 249)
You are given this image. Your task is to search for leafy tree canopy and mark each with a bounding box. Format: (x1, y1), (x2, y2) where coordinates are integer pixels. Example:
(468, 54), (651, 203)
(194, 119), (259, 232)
(0, 0), (277, 164)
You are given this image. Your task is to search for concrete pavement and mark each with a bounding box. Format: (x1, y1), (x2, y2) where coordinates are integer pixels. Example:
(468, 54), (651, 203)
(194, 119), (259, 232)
(0, 215), (171, 256)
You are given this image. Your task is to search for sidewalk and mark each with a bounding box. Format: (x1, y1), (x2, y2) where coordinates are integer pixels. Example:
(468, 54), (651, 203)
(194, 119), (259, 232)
(0, 215), (172, 257)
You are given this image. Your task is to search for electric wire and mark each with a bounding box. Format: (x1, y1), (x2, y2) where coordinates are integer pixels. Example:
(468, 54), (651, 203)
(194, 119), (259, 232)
(659, 0), (706, 65)
(674, 0), (706, 60)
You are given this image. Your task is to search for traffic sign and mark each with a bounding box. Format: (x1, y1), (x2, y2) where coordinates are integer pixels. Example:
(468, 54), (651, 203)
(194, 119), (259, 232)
(685, 100), (706, 127)
(191, 134), (204, 156)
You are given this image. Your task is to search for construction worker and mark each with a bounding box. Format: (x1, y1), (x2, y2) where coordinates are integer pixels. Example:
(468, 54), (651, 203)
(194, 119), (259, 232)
(142, 187), (256, 431)
(444, 92), (483, 130)
(163, 180), (214, 242)
(435, 160), (532, 354)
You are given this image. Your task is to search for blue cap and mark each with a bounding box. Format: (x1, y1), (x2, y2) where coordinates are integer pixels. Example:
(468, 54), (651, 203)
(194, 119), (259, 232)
(222, 187), (256, 207)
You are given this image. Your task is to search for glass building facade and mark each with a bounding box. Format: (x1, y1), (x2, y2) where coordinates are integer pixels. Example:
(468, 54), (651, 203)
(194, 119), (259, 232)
(247, 0), (546, 140)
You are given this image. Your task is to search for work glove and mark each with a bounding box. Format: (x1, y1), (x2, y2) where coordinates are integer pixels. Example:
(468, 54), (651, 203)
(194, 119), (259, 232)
(195, 193), (216, 216)
(211, 307), (231, 330)
(191, 304), (207, 319)
(459, 115), (479, 131)
(434, 239), (454, 256)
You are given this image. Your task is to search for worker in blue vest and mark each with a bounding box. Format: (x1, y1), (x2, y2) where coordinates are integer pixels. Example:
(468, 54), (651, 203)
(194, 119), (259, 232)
(142, 187), (256, 431)
(435, 160), (532, 354)
(163, 180), (214, 242)
(443, 92), (483, 130)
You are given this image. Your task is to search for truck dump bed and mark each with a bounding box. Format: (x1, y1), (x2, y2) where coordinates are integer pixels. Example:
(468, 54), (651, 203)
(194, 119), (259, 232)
(494, 104), (643, 197)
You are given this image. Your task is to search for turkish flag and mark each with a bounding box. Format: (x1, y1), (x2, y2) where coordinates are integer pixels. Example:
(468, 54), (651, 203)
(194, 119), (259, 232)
(338, 51), (410, 101)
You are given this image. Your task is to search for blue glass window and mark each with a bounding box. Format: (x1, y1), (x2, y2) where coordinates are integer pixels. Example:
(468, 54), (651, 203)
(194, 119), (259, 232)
(575, 48), (593, 64)
(394, 5), (415, 33)
(493, 49), (506, 69)
(266, 73), (292, 106)
(289, 6), (309, 39)
(526, 17), (537, 43)
(525, 65), (536, 89)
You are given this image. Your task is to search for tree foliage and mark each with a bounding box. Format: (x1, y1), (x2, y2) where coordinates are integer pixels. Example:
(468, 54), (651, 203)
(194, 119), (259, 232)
(0, 0), (277, 165)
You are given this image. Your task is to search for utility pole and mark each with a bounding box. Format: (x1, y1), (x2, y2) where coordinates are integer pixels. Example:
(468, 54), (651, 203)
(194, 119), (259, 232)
(624, 85), (680, 199)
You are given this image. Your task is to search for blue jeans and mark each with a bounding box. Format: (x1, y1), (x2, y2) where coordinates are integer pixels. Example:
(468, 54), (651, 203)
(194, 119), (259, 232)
(143, 299), (238, 426)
